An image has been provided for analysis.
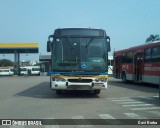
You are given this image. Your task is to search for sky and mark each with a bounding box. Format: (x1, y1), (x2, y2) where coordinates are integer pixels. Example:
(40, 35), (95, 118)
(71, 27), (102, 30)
(0, 0), (160, 62)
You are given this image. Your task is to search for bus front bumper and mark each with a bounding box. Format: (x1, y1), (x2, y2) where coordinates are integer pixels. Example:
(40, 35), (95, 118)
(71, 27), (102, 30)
(50, 81), (107, 90)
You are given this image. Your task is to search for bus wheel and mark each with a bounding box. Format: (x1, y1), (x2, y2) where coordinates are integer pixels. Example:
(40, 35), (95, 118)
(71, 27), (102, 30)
(56, 90), (62, 95)
(122, 73), (127, 83)
(94, 89), (101, 94)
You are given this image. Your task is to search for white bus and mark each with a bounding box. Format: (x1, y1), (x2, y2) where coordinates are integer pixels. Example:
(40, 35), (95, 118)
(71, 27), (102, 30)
(31, 66), (40, 75)
(20, 67), (28, 75)
(24, 66), (40, 75)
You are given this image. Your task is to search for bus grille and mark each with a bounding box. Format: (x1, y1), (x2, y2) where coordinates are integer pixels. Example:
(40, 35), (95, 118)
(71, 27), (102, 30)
(68, 79), (92, 83)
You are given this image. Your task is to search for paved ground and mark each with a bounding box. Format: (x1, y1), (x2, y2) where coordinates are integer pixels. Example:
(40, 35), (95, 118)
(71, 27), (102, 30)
(0, 76), (159, 128)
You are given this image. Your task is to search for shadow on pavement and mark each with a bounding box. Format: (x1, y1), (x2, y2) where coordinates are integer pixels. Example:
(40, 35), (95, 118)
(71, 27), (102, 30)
(15, 82), (99, 99)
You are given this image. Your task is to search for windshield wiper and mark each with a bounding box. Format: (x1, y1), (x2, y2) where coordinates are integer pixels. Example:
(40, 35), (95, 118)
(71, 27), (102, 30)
(85, 38), (94, 48)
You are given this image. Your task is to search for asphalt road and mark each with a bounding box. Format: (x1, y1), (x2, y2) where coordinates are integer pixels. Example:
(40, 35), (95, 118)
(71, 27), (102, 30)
(0, 76), (159, 128)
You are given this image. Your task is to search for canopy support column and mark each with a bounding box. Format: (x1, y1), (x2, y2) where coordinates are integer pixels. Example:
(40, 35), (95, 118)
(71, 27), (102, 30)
(14, 52), (20, 75)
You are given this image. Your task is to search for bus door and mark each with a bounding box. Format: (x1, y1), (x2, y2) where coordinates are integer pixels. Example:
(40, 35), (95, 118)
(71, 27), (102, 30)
(114, 56), (121, 78)
(134, 53), (143, 81)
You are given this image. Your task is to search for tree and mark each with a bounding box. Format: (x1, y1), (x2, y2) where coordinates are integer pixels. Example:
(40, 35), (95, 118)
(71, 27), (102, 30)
(0, 59), (14, 67)
(145, 34), (160, 43)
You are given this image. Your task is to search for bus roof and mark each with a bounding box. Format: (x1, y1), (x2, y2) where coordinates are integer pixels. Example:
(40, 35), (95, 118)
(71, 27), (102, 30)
(114, 41), (160, 56)
(53, 28), (107, 37)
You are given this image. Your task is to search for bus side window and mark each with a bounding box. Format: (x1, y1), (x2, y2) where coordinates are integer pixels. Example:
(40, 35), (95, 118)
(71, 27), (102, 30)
(144, 48), (152, 62)
(126, 52), (133, 63)
(152, 46), (160, 62)
(122, 53), (126, 63)
(158, 47), (160, 62)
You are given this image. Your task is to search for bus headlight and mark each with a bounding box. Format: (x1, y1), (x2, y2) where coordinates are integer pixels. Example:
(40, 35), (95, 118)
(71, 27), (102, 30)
(95, 78), (100, 82)
(95, 78), (107, 82)
(53, 78), (66, 82)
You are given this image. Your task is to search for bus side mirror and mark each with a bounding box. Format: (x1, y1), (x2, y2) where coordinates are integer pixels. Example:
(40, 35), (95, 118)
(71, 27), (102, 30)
(106, 36), (111, 52)
(47, 35), (54, 52)
(47, 41), (51, 52)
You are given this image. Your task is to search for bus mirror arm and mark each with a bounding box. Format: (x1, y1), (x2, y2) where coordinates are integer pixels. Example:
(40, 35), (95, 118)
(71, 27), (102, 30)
(48, 35), (54, 41)
(106, 36), (111, 52)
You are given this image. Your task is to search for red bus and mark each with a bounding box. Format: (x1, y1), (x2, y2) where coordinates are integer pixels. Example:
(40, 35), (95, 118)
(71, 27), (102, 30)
(113, 41), (160, 84)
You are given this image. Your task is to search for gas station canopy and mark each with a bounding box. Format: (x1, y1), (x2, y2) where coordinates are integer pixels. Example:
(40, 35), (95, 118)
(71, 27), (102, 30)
(0, 43), (38, 53)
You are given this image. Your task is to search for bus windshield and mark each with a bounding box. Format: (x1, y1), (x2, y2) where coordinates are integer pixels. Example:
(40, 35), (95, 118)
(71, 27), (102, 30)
(53, 37), (108, 72)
